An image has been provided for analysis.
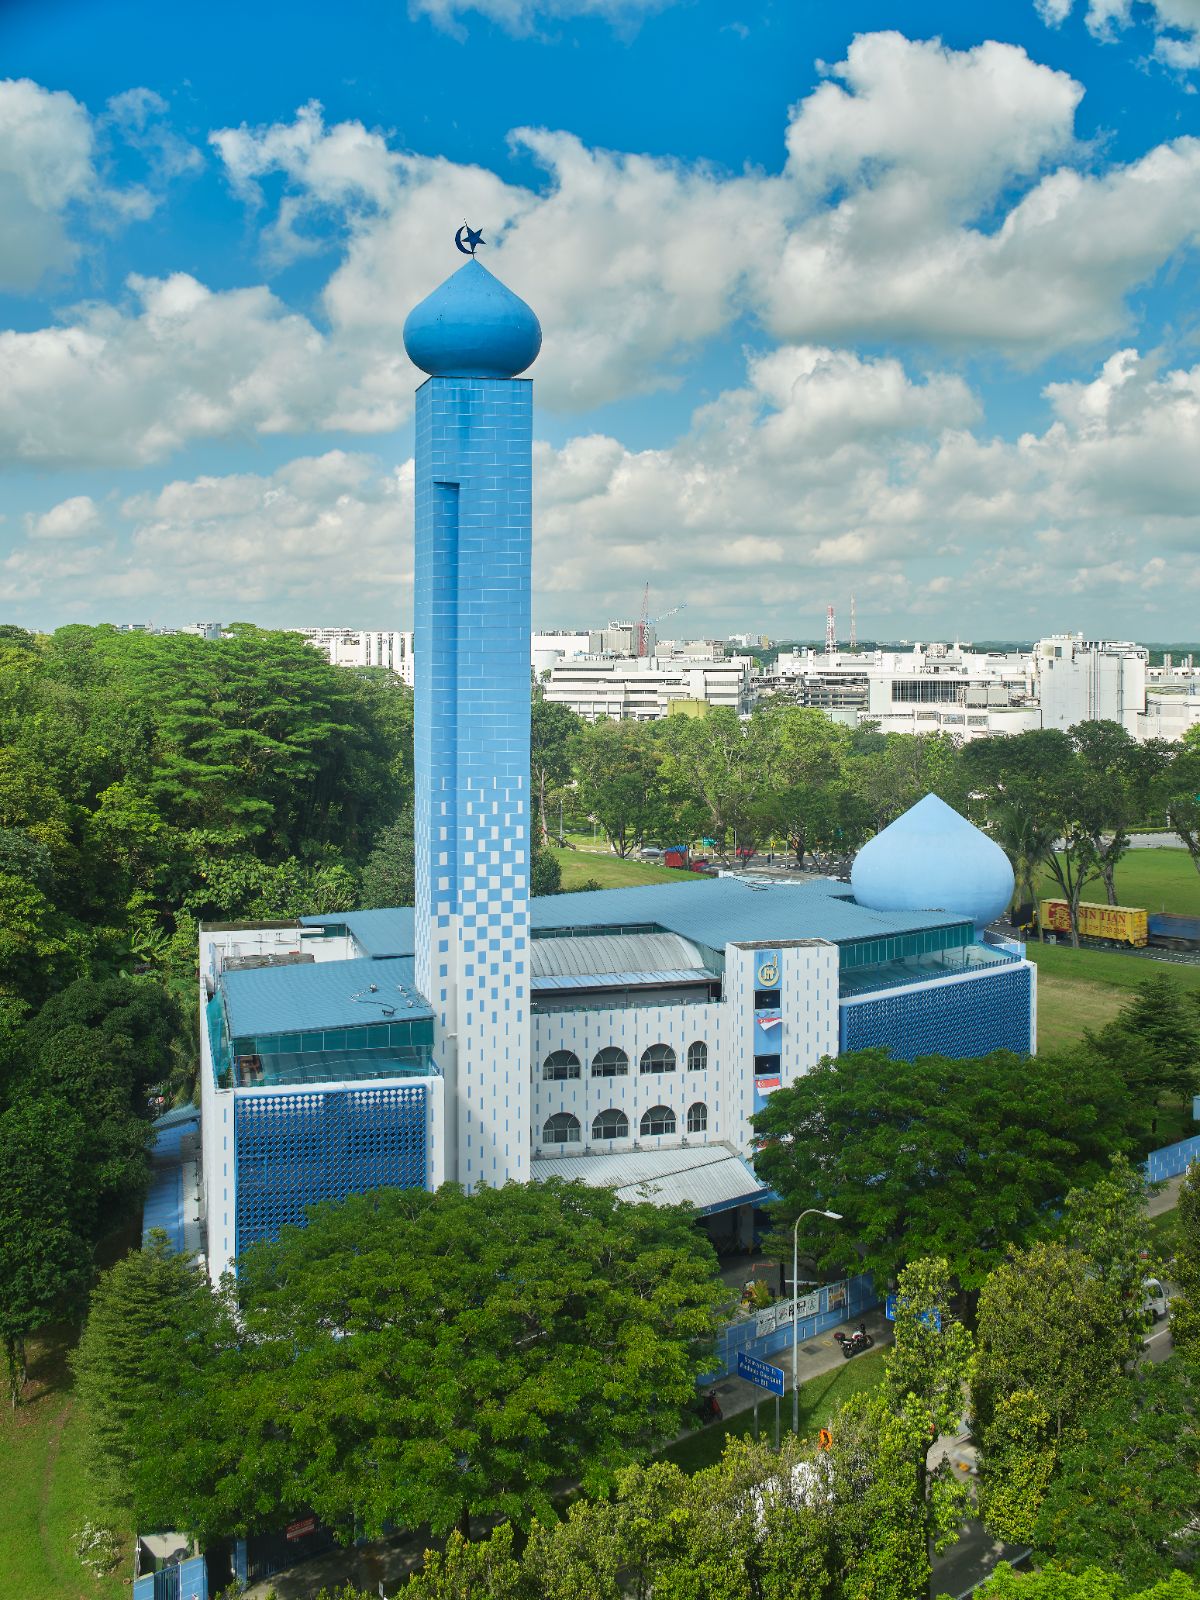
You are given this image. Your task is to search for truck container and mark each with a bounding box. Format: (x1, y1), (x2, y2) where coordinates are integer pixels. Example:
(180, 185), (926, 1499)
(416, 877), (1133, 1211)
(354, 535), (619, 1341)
(1147, 912), (1200, 952)
(1039, 900), (1148, 947)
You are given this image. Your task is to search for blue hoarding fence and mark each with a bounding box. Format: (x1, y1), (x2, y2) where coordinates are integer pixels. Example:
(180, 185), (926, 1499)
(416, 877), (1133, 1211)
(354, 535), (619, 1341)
(884, 1296), (942, 1331)
(705, 1271), (878, 1381)
(1145, 1132), (1200, 1184)
(738, 1351), (785, 1395)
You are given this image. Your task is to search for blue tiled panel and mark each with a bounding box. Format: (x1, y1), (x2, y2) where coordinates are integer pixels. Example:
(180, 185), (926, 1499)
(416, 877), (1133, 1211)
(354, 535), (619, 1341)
(840, 966), (1033, 1061)
(233, 1085), (426, 1258)
(412, 374), (532, 1185)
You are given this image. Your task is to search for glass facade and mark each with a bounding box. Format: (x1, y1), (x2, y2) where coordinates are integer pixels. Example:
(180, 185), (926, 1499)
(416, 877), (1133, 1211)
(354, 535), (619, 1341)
(838, 922), (973, 970)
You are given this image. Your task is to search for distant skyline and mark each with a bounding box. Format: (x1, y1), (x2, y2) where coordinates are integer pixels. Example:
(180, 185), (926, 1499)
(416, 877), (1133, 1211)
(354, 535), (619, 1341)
(1, 0), (1199, 637)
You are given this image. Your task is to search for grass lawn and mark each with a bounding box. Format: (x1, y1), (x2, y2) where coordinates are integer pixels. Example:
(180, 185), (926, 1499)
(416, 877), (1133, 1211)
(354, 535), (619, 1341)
(656, 1349), (888, 1475)
(1027, 941), (1200, 1053)
(1034, 846), (1199, 917)
(0, 1328), (131, 1600)
(550, 846), (706, 892)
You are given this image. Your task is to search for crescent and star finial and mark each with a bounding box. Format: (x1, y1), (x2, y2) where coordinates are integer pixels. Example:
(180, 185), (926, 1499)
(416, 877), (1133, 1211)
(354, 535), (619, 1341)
(454, 223), (485, 256)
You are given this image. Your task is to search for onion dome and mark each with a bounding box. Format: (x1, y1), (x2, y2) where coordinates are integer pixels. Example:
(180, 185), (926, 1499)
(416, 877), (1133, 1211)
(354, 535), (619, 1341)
(403, 257), (541, 379)
(850, 793), (1014, 932)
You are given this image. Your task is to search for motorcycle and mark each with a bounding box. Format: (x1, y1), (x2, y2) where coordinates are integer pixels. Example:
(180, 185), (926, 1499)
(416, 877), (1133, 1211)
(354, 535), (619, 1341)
(696, 1389), (724, 1423)
(833, 1323), (874, 1359)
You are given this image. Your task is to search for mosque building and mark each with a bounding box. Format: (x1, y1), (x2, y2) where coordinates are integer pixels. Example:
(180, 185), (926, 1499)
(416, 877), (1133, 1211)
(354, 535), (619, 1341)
(197, 247), (1036, 1283)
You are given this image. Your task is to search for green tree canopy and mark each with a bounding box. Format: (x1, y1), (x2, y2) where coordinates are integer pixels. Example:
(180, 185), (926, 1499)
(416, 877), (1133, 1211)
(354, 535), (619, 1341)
(1032, 1358), (1200, 1589)
(753, 1048), (1130, 1289)
(128, 1181), (725, 1542)
(1170, 1162), (1200, 1353)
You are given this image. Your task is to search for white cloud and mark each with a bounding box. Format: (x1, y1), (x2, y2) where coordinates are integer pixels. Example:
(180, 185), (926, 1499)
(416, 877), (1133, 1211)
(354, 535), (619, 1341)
(0, 272), (409, 466)
(6, 35), (1200, 468)
(408, 0), (673, 36)
(0, 79), (100, 289)
(6, 342), (1200, 630)
(25, 495), (99, 539)
(1, 451), (413, 612)
(1037, 0), (1200, 71)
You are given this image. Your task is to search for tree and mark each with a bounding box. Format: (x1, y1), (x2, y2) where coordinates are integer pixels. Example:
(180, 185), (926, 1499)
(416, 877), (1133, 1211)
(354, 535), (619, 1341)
(754, 1048), (1130, 1290)
(531, 698), (579, 844)
(1032, 1358), (1200, 1589)
(973, 1241), (1132, 1540)
(1086, 974), (1200, 1129)
(359, 809), (415, 908)
(138, 1182), (725, 1542)
(884, 1258), (975, 1561)
(1070, 723), (1169, 905)
(1169, 1161), (1200, 1353)
(1160, 726), (1200, 882)
(1059, 1153), (1157, 1339)
(72, 1235), (215, 1511)
(967, 1561), (1200, 1598)
(0, 1094), (93, 1404)
(572, 719), (674, 857)
(658, 709), (776, 862)
(756, 705), (867, 867)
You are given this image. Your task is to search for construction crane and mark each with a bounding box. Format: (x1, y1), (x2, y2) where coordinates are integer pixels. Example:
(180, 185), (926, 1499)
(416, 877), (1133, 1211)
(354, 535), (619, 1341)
(635, 593), (687, 656)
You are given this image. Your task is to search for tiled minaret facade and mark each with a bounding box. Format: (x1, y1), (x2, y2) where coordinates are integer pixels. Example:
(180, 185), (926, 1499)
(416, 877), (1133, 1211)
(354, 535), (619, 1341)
(404, 251), (541, 1188)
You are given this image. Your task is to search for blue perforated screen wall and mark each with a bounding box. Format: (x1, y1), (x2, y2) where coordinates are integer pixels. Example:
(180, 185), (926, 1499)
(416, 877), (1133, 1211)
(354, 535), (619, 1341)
(233, 1085), (427, 1258)
(840, 966), (1033, 1061)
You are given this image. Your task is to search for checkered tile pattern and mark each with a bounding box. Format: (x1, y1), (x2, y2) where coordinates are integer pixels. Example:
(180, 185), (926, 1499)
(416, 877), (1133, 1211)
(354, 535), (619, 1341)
(413, 376), (532, 1187)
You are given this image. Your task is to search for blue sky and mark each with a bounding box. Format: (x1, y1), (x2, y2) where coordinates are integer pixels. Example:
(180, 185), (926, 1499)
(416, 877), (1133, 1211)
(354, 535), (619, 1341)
(1, 0), (1198, 640)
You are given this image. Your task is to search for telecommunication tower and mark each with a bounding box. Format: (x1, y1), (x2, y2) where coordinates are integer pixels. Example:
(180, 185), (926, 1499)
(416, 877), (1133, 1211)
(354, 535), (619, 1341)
(850, 593), (857, 652)
(825, 604), (836, 657)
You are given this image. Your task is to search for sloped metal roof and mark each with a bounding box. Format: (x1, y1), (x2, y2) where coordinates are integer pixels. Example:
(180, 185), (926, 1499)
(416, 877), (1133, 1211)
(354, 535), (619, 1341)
(530, 1142), (771, 1216)
(221, 954), (430, 1038)
(530, 931), (708, 979)
(303, 877), (966, 961)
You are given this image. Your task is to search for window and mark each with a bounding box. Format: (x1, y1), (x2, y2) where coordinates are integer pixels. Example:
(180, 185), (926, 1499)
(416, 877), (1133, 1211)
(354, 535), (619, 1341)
(592, 1108), (629, 1141)
(687, 1101), (708, 1134)
(754, 1054), (781, 1076)
(591, 1046), (629, 1078)
(640, 1043), (677, 1074)
(640, 1105), (676, 1137)
(686, 1040), (708, 1072)
(754, 989), (780, 1010)
(543, 1050), (581, 1081)
(542, 1112), (581, 1145)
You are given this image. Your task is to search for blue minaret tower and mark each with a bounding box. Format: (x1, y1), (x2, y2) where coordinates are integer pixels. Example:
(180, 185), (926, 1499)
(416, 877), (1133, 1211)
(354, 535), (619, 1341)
(404, 245), (541, 1189)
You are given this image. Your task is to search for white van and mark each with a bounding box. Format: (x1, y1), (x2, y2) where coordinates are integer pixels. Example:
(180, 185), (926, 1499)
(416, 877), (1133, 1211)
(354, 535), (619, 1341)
(1142, 1278), (1169, 1322)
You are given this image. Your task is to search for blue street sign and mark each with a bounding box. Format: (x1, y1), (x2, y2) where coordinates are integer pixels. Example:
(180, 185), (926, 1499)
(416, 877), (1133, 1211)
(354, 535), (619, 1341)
(884, 1296), (942, 1332)
(738, 1350), (785, 1395)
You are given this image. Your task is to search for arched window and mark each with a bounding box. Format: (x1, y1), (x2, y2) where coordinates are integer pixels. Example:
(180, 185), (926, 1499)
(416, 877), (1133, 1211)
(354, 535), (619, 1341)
(640, 1105), (676, 1137)
(687, 1040), (708, 1072)
(640, 1043), (677, 1075)
(542, 1112), (582, 1145)
(591, 1046), (629, 1078)
(592, 1108), (629, 1141)
(686, 1101), (708, 1134)
(543, 1050), (581, 1081)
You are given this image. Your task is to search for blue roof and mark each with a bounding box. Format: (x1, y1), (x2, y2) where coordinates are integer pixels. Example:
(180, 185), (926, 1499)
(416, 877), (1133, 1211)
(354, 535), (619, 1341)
(304, 906), (415, 958)
(304, 877), (966, 961)
(221, 954), (429, 1039)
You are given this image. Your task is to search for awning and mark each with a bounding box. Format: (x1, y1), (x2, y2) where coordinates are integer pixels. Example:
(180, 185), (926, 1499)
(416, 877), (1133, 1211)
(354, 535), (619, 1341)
(529, 1143), (771, 1216)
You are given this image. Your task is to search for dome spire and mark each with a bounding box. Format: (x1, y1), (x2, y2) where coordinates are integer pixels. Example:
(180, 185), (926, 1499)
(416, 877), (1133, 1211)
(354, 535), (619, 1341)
(403, 232), (541, 380)
(850, 793), (1014, 932)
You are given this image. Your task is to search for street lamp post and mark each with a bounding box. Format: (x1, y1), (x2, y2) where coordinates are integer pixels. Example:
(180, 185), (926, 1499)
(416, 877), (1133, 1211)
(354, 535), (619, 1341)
(792, 1208), (843, 1434)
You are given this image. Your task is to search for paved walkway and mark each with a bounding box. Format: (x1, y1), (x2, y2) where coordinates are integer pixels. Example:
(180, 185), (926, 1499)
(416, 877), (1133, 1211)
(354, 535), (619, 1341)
(1148, 1172), (1185, 1217)
(703, 1306), (893, 1425)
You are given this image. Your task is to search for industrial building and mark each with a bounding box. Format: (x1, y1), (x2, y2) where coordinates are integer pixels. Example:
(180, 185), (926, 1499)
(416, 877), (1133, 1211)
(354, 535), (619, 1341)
(197, 246), (1036, 1285)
